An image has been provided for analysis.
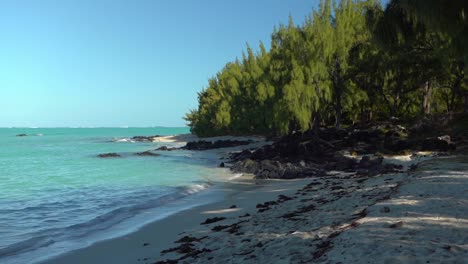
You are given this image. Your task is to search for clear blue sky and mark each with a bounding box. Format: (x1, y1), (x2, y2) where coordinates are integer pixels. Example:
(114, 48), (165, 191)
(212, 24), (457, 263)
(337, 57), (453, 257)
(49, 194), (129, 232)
(0, 0), (386, 128)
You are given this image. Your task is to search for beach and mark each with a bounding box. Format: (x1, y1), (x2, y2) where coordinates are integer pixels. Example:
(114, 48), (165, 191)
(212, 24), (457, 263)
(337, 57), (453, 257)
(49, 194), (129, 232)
(46, 136), (468, 263)
(46, 177), (310, 264)
(3, 0), (466, 263)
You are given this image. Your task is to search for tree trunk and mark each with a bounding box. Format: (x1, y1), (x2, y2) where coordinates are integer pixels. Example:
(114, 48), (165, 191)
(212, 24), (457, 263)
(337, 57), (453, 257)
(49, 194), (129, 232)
(421, 81), (433, 115)
(312, 112), (320, 136)
(333, 58), (343, 129)
(335, 92), (342, 129)
(391, 92), (400, 118)
(464, 92), (468, 113)
(360, 104), (365, 125)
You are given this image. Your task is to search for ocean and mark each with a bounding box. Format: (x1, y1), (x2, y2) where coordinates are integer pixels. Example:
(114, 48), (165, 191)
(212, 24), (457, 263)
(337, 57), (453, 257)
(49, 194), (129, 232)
(0, 127), (229, 264)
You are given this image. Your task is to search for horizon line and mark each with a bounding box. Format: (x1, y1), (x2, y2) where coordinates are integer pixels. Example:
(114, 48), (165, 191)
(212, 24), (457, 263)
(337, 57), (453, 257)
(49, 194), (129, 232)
(0, 126), (189, 129)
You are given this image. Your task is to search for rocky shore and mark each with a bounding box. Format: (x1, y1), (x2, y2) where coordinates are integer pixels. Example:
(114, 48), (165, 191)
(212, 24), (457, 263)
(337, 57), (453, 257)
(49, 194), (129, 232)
(154, 155), (467, 264)
(226, 124), (456, 180)
(49, 124), (468, 264)
(148, 123), (467, 263)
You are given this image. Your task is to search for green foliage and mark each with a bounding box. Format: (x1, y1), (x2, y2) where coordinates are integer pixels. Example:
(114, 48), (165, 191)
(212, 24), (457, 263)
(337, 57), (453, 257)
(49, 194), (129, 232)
(185, 0), (467, 137)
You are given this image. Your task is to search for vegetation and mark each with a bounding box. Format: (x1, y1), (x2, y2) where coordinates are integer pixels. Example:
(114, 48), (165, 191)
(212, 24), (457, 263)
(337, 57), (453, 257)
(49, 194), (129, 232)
(185, 0), (467, 137)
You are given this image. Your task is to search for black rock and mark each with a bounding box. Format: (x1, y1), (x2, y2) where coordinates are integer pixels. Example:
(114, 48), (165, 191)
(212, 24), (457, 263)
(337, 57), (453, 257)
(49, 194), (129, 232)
(16, 134), (27, 137)
(231, 159), (259, 174)
(325, 155), (356, 171)
(384, 130), (411, 152)
(156, 146), (178, 151)
(282, 166), (302, 179)
(131, 135), (160, 142)
(201, 217), (226, 225)
(97, 153), (121, 158)
(420, 135), (456, 151)
(230, 149), (253, 161)
(135, 151), (160, 157)
(183, 140), (252, 151)
(358, 156), (383, 169)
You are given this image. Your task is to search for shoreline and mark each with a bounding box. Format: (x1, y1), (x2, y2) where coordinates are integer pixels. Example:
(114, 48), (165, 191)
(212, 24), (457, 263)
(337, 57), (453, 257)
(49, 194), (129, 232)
(151, 154), (467, 264)
(46, 176), (310, 264)
(42, 134), (268, 264)
(43, 134), (468, 263)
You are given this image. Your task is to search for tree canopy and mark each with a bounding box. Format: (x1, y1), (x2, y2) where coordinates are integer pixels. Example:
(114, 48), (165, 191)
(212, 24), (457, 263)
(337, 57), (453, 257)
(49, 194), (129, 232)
(185, 0), (467, 137)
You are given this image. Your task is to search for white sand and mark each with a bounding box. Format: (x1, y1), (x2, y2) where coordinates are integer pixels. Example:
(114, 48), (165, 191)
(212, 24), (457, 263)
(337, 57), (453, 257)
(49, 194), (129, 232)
(45, 178), (309, 264)
(323, 156), (468, 264)
(45, 149), (468, 264)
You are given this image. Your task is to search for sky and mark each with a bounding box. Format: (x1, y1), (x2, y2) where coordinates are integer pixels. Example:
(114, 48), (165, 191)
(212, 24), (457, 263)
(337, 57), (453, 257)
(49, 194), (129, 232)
(0, 0), (386, 128)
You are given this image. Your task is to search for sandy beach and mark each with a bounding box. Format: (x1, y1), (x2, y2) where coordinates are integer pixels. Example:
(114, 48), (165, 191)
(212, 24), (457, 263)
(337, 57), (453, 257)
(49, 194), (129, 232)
(46, 176), (310, 264)
(45, 133), (468, 264)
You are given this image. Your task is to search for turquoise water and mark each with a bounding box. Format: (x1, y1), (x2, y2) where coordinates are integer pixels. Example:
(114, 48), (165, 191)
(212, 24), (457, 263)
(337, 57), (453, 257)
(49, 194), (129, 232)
(0, 128), (226, 264)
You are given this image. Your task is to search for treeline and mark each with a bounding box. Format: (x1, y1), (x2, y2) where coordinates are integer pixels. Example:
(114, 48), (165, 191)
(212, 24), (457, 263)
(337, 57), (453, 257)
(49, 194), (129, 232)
(185, 0), (467, 137)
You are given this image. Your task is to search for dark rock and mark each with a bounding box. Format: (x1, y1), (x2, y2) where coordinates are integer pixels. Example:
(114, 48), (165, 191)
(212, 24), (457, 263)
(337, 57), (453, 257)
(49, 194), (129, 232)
(421, 136), (456, 151)
(255, 160), (283, 179)
(156, 146), (178, 151)
(256, 201), (278, 208)
(301, 167), (325, 177)
(153, 260), (178, 264)
(161, 243), (195, 254)
(355, 129), (381, 142)
(233, 158), (325, 179)
(356, 169), (370, 176)
(441, 245), (452, 251)
(358, 156), (383, 169)
(389, 221), (404, 228)
(229, 205), (237, 208)
(277, 195), (293, 202)
(282, 204), (316, 219)
(314, 241), (331, 255)
(183, 140), (252, 151)
(380, 163), (403, 174)
(219, 162), (225, 168)
(380, 207), (391, 213)
(97, 153), (121, 158)
(230, 149), (253, 161)
(175, 235), (207, 243)
(16, 134), (27, 137)
(201, 217), (226, 225)
(256, 200), (278, 212)
(212, 225), (230, 232)
(384, 130), (410, 152)
(135, 151), (160, 157)
(131, 135), (160, 142)
(326, 155), (356, 171)
(231, 159), (259, 174)
(282, 166), (302, 179)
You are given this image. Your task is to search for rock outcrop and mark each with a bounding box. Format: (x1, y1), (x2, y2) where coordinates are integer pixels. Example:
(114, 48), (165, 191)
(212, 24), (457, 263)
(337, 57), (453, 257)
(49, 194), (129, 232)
(131, 135), (161, 142)
(97, 153), (121, 158)
(135, 151), (160, 157)
(182, 140), (252, 150)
